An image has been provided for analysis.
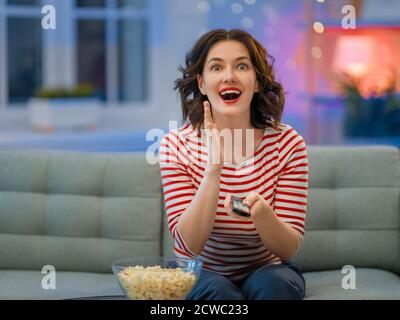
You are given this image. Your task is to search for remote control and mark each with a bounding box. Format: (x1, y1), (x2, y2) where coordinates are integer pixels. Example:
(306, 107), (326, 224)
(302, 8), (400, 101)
(231, 195), (251, 217)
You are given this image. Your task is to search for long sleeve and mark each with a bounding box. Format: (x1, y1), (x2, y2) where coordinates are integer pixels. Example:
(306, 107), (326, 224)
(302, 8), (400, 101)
(159, 131), (198, 258)
(273, 128), (309, 240)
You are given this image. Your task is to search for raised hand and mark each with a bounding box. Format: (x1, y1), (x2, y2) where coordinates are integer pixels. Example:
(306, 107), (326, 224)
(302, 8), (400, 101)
(202, 101), (224, 173)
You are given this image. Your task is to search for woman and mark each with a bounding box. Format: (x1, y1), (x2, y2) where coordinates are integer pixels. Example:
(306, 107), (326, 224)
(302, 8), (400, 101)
(159, 29), (308, 300)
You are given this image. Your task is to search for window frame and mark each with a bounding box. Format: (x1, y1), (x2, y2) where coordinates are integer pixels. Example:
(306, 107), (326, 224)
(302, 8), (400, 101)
(0, 0), (155, 109)
(1, 0), (45, 108)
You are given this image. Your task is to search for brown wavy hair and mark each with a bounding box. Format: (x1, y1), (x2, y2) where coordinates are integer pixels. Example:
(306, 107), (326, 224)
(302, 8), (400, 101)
(174, 29), (285, 132)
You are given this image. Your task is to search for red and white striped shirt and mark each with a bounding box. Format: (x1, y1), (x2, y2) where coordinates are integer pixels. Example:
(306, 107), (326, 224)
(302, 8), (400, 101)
(159, 122), (309, 281)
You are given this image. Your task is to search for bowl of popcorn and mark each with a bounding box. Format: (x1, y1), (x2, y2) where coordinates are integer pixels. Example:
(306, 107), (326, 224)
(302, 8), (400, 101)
(111, 257), (203, 300)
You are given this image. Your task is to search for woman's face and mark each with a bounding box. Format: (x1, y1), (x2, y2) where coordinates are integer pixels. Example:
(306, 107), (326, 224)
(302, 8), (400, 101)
(197, 39), (259, 119)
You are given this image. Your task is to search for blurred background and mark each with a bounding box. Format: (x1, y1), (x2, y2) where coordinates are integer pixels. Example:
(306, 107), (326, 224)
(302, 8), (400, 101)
(0, 0), (399, 152)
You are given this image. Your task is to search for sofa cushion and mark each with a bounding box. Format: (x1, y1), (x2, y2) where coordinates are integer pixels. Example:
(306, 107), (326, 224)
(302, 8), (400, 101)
(0, 270), (123, 300)
(304, 268), (400, 300)
(294, 146), (400, 274)
(0, 234), (160, 273)
(0, 151), (163, 273)
(3, 268), (398, 300)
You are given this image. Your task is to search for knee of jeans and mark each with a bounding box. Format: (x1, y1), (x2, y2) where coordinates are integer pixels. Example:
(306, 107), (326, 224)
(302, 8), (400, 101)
(192, 276), (243, 300)
(254, 272), (286, 289)
(246, 272), (304, 300)
(209, 278), (240, 295)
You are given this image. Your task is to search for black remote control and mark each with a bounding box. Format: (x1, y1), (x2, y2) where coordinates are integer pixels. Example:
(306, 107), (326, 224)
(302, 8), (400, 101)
(231, 196), (251, 217)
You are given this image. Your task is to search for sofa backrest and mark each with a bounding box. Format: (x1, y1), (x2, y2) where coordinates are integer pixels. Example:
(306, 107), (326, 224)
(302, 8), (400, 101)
(293, 146), (400, 274)
(163, 146), (400, 275)
(2, 147), (399, 275)
(0, 151), (163, 273)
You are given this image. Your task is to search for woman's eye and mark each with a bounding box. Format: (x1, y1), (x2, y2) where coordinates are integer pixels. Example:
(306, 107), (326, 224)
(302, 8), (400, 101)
(210, 65), (221, 71)
(238, 63), (249, 70)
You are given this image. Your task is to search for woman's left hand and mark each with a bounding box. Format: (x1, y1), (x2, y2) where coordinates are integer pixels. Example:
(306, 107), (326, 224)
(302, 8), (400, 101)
(224, 192), (273, 221)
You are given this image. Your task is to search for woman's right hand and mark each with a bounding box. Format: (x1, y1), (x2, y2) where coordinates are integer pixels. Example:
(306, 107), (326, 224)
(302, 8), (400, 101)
(202, 101), (224, 174)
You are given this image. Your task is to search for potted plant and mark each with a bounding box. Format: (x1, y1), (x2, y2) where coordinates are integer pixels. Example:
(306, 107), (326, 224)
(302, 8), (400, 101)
(339, 74), (400, 137)
(28, 84), (100, 132)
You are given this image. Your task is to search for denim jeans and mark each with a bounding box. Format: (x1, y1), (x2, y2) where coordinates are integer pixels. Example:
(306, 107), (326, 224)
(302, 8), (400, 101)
(186, 261), (306, 300)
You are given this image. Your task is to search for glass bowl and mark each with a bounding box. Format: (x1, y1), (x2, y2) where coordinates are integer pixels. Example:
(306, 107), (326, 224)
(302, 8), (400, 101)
(111, 257), (203, 300)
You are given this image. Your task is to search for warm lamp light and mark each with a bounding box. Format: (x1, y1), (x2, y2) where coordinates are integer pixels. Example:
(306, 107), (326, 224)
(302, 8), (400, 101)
(333, 36), (375, 77)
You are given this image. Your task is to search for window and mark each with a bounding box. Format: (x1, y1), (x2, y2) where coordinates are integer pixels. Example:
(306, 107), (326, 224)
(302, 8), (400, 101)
(7, 0), (40, 5)
(77, 20), (106, 101)
(2, 2), (43, 105)
(77, 0), (105, 7)
(118, 0), (147, 9)
(0, 0), (152, 107)
(118, 18), (148, 101)
(75, 0), (150, 103)
(7, 17), (42, 103)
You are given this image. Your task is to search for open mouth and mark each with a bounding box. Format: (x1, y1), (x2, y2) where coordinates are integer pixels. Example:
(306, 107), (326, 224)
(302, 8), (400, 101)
(219, 87), (242, 103)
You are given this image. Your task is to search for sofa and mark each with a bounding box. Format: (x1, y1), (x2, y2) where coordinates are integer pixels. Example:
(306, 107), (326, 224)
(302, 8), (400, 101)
(0, 146), (399, 300)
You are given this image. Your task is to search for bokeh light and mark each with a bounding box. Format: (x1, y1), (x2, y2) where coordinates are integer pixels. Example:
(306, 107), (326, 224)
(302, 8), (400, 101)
(241, 17), (254, 29)
(231, 3), (243, 14)
(311, 46), (322, 59)
(197, 1), (210, 13)
(313, 21), (324, 34)
(263, 26), (275, 38)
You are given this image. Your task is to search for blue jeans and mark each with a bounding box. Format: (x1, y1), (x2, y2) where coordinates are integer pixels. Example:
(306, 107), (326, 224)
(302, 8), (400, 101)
(186, 261), (306, 300)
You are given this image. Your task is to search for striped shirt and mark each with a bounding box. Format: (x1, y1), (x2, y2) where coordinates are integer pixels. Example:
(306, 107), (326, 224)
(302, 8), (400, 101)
(159, 122), (309, 281)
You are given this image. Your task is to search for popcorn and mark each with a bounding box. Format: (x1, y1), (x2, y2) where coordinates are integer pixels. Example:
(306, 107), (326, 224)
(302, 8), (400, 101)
(117, 265), (196, 300)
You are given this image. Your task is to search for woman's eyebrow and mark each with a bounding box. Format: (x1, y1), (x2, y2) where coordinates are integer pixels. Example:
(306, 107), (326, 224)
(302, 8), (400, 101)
(206, 56), (251, 65)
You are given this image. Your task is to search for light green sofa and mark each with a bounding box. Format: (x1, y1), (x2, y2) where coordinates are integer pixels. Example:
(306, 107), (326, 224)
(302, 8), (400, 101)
(0, 146), (399, 300)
